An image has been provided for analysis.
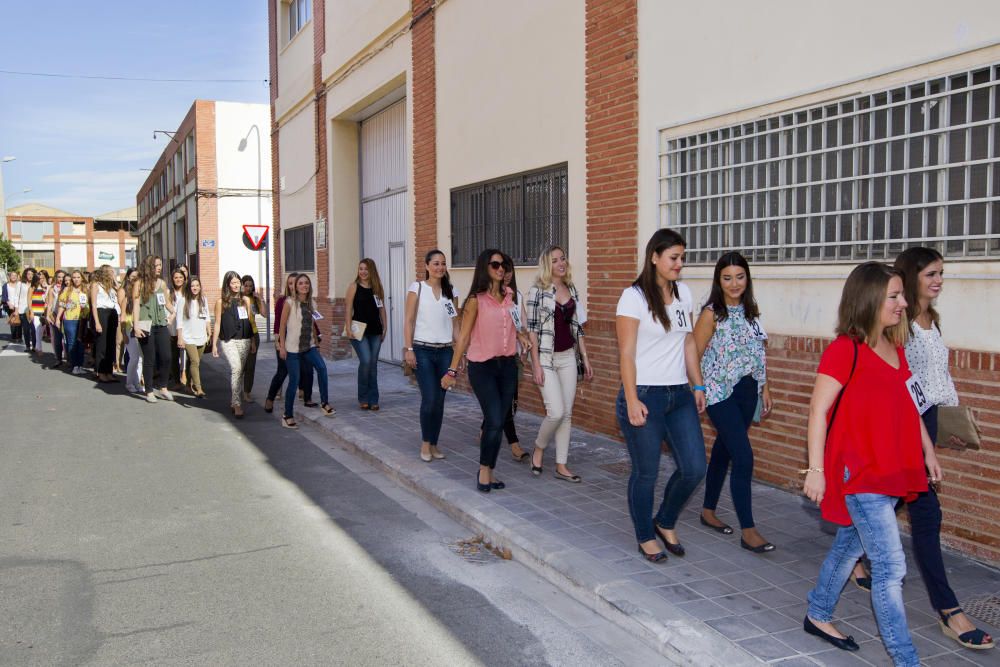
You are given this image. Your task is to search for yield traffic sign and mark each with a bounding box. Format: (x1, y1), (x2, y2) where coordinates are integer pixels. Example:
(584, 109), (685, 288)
(243, 225), (269, 250)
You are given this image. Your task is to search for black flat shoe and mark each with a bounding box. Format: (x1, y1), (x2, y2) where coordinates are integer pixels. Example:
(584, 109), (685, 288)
(530, 465), (542, 476)
(741, 538), (776, 553)
(803, 617), (859, 652)
(654, 524), (685, 557)
(700, 515), (734, 534)
(490, 480), (505, 490)
(476, 475), (491, 493)
(637, 545), (668, 563)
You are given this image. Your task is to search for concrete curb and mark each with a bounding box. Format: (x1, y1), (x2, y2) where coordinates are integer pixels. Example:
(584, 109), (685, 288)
(280, 402), (761, 666)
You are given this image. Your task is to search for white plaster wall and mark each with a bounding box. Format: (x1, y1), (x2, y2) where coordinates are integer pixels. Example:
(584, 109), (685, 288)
(434, 0), (587, 302)
(323, 0), (408, 77)
(60, 243), (87, 267)
(278, 104), (317, 231)
(638, 0), (1000, 351)
(276, 16), (314, 119)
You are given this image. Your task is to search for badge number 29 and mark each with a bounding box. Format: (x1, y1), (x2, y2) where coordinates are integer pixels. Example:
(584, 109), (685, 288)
(906, 375), (931, 415)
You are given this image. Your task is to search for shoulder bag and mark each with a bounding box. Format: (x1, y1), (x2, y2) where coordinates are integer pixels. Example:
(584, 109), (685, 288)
(936, 405), (981, 450)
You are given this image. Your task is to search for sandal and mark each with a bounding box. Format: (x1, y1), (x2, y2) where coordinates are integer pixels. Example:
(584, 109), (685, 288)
(303, 400), (318, 408)
(938, 608), (994, 650)
(359, 402), (369, 410)
(320, 403), (336, 416)
(264, 399), (274, 413)
(281, 416), (298, 429)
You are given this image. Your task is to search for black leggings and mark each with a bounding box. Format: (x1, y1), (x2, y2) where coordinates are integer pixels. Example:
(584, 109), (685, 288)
(139, 325), (171, 390)
(94, 308), (119, 374)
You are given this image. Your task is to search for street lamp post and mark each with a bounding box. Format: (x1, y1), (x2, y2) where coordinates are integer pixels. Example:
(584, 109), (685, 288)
(0, 156), (15, 242)
(8, 187), (33, 266)
(238, 125), (270, 341)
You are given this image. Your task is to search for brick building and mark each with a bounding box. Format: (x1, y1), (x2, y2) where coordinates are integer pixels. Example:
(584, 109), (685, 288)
(136, 100), (273, 304)
(4, 202), (137, 274)
(269, 0), (1000, 564)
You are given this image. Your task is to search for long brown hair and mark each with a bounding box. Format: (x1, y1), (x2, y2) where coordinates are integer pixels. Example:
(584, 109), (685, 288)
(93, 265), (115, 294)
(357, 258), (384, 302)
(137, 255), (161, 302)
(894, 246), (943, 331)
(183, 275), (207, 320)
(835, 262), (908, 346)
(221, 271), (243, 308)
(632, 228), (685, 332)
(283, 272), (300, 297)
(704, 252), (760, 322)
(293, 273), (314, 308)
(241, 274), (263, 314)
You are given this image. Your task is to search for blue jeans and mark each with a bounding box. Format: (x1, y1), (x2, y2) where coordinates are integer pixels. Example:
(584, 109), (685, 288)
(616, 385), (707, 542)
(413, 345), (453, 445)
(808, 493), (918, 667)
(703, 375), (759, 528)
(350, 334), (382, 405)
(467, 356), (518, 468)
(284, 348), (328, 418)
(62, 319), (84, 367)
(267, 348), (313, 401)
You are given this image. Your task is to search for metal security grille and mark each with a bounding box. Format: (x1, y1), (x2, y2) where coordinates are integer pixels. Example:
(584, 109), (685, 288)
(451, 163), (568, 266)
(659, 63), (1000, 264)
(283, 224), (314, 272)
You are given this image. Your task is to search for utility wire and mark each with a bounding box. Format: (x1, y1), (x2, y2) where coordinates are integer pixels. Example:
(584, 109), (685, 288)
(0, 69), (267, 84)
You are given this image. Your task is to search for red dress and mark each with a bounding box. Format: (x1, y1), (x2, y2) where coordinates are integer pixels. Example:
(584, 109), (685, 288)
(817, 336), (928, 526)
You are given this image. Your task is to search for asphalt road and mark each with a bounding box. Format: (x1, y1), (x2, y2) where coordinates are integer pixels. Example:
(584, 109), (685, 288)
(0, 327), (666, 667)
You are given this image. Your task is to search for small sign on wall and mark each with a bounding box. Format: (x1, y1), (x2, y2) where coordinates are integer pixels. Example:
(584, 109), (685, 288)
(201, 239), (216, 248)
(315, 217), (327, 249)
(98, 251), (115, 261)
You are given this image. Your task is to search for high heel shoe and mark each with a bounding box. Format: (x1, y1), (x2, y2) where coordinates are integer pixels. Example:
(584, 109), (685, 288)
(803, 616), (859, 651)
(637, 544), (668, 563)
(654, 524), (685, 557)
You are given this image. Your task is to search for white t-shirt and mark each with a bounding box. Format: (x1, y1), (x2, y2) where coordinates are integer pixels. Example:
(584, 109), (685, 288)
(616, 282), (694, 386)
(174, 296), (210, 345)
(409, 281), (459, 345)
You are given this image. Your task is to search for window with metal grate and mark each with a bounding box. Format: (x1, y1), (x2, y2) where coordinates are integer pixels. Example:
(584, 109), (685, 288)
(283, 223), (315, 272)
(450, 163), (568, 267)
(659, 63), (1000, 264)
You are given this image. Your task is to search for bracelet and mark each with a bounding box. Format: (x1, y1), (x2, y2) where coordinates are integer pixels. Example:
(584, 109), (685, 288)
(446, 368), (458, 377)
(405, 347), (414, 351)
(798, 467), (824, 474)
(693, 385), (706, 392)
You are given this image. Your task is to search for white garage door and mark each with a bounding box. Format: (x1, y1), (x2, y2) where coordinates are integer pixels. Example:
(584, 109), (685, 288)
(361, 99), (407, 362)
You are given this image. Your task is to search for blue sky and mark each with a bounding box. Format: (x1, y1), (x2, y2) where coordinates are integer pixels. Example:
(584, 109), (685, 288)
(0, 1), (269, 217)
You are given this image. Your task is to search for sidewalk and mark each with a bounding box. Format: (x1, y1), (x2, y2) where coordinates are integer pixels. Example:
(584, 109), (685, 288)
(251, 352), (1000, 666)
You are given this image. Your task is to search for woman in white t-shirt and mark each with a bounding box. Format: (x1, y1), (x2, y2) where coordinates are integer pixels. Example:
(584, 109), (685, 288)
(616, 228), (707, 563)
(403, 249), (460, 462)
(176, 275), (211, 398)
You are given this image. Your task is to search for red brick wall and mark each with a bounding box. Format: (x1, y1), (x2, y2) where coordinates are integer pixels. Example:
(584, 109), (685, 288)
(411, 0), (437, 277)
(194, 101), (221, 303)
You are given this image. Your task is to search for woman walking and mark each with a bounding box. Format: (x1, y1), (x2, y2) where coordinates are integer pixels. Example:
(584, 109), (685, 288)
(442, 249), (530, 492)
(132, 256), (174, 402)
(802, 262), (941, 666)
(615, 229), (707, 562)
(344, 259), (387, 410)
(4, 270), (25, 343)
(89, 265), (121, 383)
(120, 269), (144, 393)
(404, 250), (460, 462)
(176, 275), (211, 397)
(212, 271), (257, 418)
(265, 273), (299, 412)
(46, 270), (66, 368)
(694, 252), (774, 552)
(277, 273), (335, 427)
(28, 269), (49, 357)
(526, 245), (592, 481)
(20, 267), (36, 352)
(56, 271), (87, 375)
(241, 274), (263, 402)
(166, 268), (187, 390)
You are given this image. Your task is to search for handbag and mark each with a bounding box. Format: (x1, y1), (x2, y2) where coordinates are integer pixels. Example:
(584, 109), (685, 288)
(936, 405), (981, 450)
(348, 320), (367, 341)
(402, 282), (421, 377)
(7, 311), (20, 327)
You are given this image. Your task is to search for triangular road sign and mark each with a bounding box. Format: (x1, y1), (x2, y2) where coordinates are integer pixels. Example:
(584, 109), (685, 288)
(243, 225), (269, 250)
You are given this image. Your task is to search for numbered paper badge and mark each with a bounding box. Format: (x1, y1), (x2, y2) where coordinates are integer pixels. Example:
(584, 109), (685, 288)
(510, 305), (523, 330)
(79, 294), (89, 307)
(155, 292), (166, 306)
(905, 375), (931, 414)
(199, 306), (209, 319)
(311, 310), (323, 321)
(373, 296), (384, 308)
(669, 304), (693, 332)
(443, 300), (458, 318)
(748, 318), (768, 340)
(237, 306), (249, 320)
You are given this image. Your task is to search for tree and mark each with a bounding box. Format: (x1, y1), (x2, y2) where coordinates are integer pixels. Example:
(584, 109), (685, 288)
(0, 234), (20, 273)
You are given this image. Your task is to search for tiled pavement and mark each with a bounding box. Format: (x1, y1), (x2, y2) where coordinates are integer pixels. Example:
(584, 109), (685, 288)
(250, 353), (1000, 665)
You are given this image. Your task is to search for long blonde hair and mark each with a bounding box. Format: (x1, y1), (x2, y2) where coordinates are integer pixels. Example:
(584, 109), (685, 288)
(534, 245), (574, 291)
(93, 264), (115, 294)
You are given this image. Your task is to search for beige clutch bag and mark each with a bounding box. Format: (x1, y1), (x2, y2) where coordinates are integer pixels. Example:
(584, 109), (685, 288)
(936, 405), (981, 451)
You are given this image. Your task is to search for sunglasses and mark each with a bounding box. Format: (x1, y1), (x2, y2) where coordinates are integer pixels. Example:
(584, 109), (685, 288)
(488, 261), (506, 270)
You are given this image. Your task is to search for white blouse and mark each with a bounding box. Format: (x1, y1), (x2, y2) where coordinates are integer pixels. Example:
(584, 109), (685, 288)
(904, 323), (959, 407)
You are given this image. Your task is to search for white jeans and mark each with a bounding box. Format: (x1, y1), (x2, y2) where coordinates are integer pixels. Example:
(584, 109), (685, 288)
(534, 349), (578, 464)
(126, 335), (143, 390)
(31, 315), (44, 350)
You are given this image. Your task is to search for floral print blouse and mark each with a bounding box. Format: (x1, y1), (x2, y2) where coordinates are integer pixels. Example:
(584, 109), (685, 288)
(700, 304), (767, 406)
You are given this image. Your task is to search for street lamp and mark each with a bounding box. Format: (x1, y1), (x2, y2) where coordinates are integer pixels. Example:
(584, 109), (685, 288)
(0, 156), (15, 241)
(238, 124), (270, 341)
(8, 187), (33, 265)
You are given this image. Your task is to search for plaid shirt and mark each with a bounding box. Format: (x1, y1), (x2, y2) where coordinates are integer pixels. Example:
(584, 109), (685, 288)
(526, 283), (585, 372)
